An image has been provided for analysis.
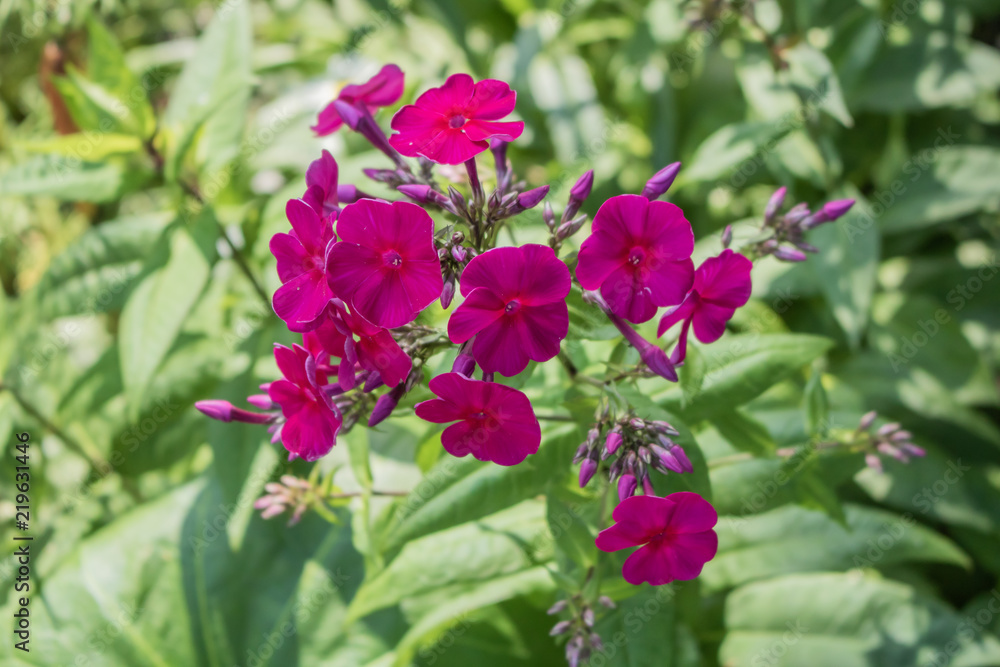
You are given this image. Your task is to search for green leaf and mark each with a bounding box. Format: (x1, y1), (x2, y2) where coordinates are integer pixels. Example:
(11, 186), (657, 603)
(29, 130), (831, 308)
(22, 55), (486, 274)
(655, 334), (834, 419)
(0, 155), (136, 202)
(876, 146), (1000, 234)
(118, 219), (216, 415)
(376, 427), (579, 553)
(18, 481), (205, 667)
(15, 133), (143, 160)
(84, 16), (156, 137)
(347, 500), (553, 622)
(808, 188), (879, 347)
(566, 286), (619, 340)
(590, 586), (692, 667)
(785, 43), (853, 127)
(704, 503), (970, 592)
(720, 572), (1000, 666)
(681, 122), (792, 184)
(163, 0), (253, 180)
(33, 212), (173, 319)
(712, 408), (778, 456)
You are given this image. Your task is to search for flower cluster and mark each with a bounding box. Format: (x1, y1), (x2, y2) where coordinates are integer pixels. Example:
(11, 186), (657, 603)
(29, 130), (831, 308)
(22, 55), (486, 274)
(196, 64), (860, 610)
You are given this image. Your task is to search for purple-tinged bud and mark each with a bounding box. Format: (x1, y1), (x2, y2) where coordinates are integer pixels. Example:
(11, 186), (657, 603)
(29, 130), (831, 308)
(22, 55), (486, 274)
(543, 201), (555, 229)
(800, 210), (831, 230)
(566, 636), (583, 667)
(652, 420), (679, 436)
(579, 458), (598, 488)
(764, 186), (787, 223)
(629, 418), (645, 431)
(877, 422), (901, 437)
(652, 444), (685, 473)
(783, 203), (811, 226)
(608, 457), (623, 480)
(337, 184), (372, 204)
(397, 184), (435, 203)
(570, 169), (594, 202)
(582, 608), (595, 627)
(332, 98), (363, 129)
(670, 444), (694, 473)
(451, 231), (464, 243)
(618, 474), (638, 501)
(877, 442), (908, 461)
(822, 198), (855, 221)
(858, 411), (878, 431)
(260, 503), (286, 519)
(196, 400), (274, 424)
(363, 168), (398, 183)
(773, 247), (808, 262)
(641, 161), (681, 200)
(246, 394), (274, 410)
(368, 390), (401, 427)
(573, 444), (588, 464)
(890, 430), (912, 442)
(564, 169), (594, 220)
(899, 443), (926, 458)
(490, 138), (509, 184)
(721, 224), (733, 249)
(637, 445), (652, 465)
(511, 185), (550, 214)
(452, 352), (476, 378)
(792, 240), (821, 253)
(556, 214), (588, 241)
(447, 185), (466, 211)
(865, 452), (883, 474)
(550, 621), (572, 636)
(604, 304), (679, 381)
(598, 596), (616, 609)
(548, 600), (569, 615)
(590, 633), (604, 651)
(440, 279), (456, 309)
(641, 474), (655, 495)
(605, 429), (623, 456)
(451, 245), (468, 264)
(363, 372), (384, 393)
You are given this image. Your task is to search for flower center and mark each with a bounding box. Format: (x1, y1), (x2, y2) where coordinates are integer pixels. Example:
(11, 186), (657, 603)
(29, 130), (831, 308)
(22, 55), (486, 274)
(448, 114), (466, 129)
(382, 249), (403, 268)
(627, 246), (647, 266)
(504, 299), (521, 315)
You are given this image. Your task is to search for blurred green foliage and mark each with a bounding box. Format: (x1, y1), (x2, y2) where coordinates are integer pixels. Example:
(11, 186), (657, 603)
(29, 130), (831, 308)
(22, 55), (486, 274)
(1, 0), (999, 666)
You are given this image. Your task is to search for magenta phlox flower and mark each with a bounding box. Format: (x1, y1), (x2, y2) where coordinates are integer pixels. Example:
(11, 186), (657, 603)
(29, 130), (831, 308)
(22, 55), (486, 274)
(312, 64), (404, 136)
(389, 73), (524, 165)
(270, 198), (337, 332)
(327, 199), (443, 329)
(576, 194), (695, 324)
(448, 244), (570, 377)
(302, 149), (340, 219)
(415, 372), (540, 466)
(267, 344), (342, 461)
(595, 492), (718, 586)
(657, 249), (752, 363)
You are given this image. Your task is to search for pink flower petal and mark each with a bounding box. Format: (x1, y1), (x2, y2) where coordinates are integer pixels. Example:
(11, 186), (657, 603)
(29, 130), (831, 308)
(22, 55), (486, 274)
(458, 246), (525, 298)
(341, 64), (404, 106)
(448, 287), (506, 343)
(691, 302), (736, 344)
(270, 233), (309, 283)
(622, 542), (675, 585)
(311, 102), (344, 136)
(516, 302), (568, 364)
(268, 379), (309, 417)
(280, 401), (341, 461)
(472, 317), (530, 376)
(464, 119), (524, 142)
(657, 295), (697, 338)
(467, 79), (517, 119)
(576, 229), (626, 290)
(595, 521), (650, 552)
(272, 270), (334, 329)
(591, 194), (650, 244)
(643, 257), (695, 308)
(414, 398), (464, 423)
(286, 198), (328, 257)
(414, 72), (475, 112)
(666, 491), (719, 532)
(646, 201), (695, 261)
(697, 249), (753, 308)
(600, 263), (658, 324)
(517, 244), (571, 305)
(356, 329), (412, 387)
(350, 269), (416, 329)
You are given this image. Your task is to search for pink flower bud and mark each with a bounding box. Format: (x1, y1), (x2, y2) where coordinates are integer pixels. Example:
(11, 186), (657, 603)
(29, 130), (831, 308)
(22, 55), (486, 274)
(764, 186), (787, 222)
(617, 474), (637, 501)
(579, 458), (598, 488)
(774, 247), (808, 262)
(822, 198), (855, 221)
(641, 162), (681, 200)
(605, 430), (623, 455)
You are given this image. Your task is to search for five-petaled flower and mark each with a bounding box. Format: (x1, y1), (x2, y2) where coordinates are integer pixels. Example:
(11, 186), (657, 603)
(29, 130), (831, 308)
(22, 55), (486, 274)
(657, 249), (752, 363)
(576, 194), (695, 324)
(596, 492), (718, 586)
(312, 64), (404, 136)
(270, 198), (337, 332)
(327, 199), (444, 329)
(448, 244), (571, 377)
(389, 73), (524, 165)
(267, 344), (342, 462)
(415, 372), (540, 466)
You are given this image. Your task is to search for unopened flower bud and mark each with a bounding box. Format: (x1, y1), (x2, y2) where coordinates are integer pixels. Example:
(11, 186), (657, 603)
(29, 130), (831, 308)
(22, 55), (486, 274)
(452, 352), (476, 377)
(582, 607), (595, 627)
(721, 224), (733, 249)
(865, 452), (883, 474)
(877, 422), (901, 437)
(764, 186), (787, 223)
(440, 279), (456, 309)
(337, 184), (371, 204)
(447, 185), (466, 210)
(195, 400), (274, 424)
(858, 411), (878, 431)
(363, 168), (398, 183)
(618, 474), (637, 501)
(564, 169), (594, 220)
(641, 161), (681, 200)
(573, 444), (589, 465)
(550, 620), (572, 636)
(547, 600), (569, 615)
(899, 443), (926, 458)
(556, 214), (588, 241)
(511, 185), (550, 214)
(783, 203), (811, 226)
(579, 458), (598, 488)
(598, 596), (616, 609)
(543, 201), (556, 229)
(670, 444), (693, 473)
(605, 429), (623, 456)
(822, 198), (855, 221)
(774, 247), (808, 262)
(451, 245), (468, 264)
(368, 389), (402, 427)
(890, 430), (912, 442)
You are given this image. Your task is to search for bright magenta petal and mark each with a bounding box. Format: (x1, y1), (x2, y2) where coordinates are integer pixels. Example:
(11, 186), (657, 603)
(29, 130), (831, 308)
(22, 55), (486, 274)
(448, 287), (505, 343)
(646, 201), (695, 261)
(576, 230), (625, 291)
(286, 198), (328, 256)
(473, 318), (530, 376)
(644, 257), (694, 308)
(517, 303), (568, 363)
(270, 233), (309, 283)
(357, 329), (411, 387)
(464, 119), (524, 142)
(600, 264), (658, 324)
(517, 244), (571, 305)
(692, 302), (735, 344)
(414, 397), (464, 423)
(281, 401), (341, 461)
(351, 269), (416, 329)
(666, 492), (719, 532)
(657, 295), (697, 338)
(467, 79), (517, 119)
(272, 270), (333, 329)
